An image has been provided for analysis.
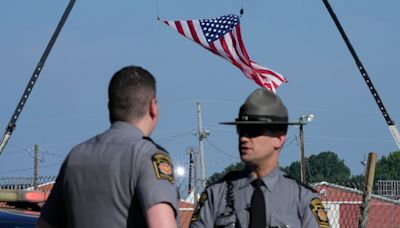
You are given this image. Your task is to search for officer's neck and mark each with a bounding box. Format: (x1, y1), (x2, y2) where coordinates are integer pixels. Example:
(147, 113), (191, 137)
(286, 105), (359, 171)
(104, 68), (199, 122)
(250, 163), (278, 178)
(129, 117), (155, 137)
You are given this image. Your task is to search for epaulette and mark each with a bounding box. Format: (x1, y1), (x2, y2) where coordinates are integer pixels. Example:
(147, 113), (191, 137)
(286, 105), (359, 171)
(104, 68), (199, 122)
(142, 136), (169, 154)
(283, 174), (317, 193)
(205, 170), (243, 188)
(221, 168), (251, 183)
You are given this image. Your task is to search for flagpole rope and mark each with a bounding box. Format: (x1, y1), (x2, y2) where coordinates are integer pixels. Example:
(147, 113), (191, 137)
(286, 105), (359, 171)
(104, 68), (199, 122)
(155, 0), (160, 20)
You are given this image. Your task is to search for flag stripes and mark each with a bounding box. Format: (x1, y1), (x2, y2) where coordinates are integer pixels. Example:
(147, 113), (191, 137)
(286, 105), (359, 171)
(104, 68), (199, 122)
(164, 15), (287, 93)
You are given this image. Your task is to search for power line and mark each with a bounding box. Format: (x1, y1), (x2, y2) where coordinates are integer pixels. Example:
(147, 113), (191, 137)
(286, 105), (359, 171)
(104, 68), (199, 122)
(205, 138), (239, 159)
(156, 130), (194, 144)
(39, 149), (66, 158)
(0, 162), (61, 174)
(282, 135), (298, 150)
(205, 158), (239, 167)
(307, 135), (394, 143)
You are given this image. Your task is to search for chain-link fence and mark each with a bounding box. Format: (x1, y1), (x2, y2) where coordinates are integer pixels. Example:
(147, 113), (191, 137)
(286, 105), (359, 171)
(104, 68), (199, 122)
(0, 176), (56, 190)
(312, 181), (400, 228)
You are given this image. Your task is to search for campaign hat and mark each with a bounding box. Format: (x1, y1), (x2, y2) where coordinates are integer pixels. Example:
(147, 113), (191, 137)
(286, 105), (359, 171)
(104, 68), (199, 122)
(220, 88), (298, 125)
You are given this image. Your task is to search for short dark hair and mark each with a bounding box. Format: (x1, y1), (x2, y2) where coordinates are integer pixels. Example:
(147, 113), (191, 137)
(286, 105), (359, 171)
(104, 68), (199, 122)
(108, 66), (156, 123)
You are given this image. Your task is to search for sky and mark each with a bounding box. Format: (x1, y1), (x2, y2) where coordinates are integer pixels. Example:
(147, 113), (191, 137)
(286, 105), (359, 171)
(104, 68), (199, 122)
(0, 0), (399, 186)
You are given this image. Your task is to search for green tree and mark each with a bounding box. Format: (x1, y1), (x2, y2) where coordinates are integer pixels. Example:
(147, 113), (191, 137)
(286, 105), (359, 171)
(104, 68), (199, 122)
(207, 162), (245, 186)
(307, 151), (351, 183)
(281, 161), (301, 181)
(282, 151), (351, 184)
(375, 151), (400, 180)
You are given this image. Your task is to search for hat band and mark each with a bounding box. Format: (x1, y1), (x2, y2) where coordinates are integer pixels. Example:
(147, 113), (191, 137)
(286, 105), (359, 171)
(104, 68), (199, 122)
(236, 115), (288, 123)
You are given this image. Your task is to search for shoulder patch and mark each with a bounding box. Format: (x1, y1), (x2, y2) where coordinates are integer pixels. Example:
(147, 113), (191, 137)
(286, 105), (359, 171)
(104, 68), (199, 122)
(310, 198), (330, 228)
(152, 153), (174, 184)
(191, 191), (208, 222)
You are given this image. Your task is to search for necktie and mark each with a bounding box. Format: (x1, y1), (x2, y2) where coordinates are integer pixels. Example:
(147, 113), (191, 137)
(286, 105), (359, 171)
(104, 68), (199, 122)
(249, 179), (266, 228)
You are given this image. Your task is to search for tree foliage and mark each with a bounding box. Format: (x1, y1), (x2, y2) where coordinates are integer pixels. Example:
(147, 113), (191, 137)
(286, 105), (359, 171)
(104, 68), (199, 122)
(375, 151), (400, 180)
(207, 151), (400, 189)
(307, 151), (351, 183)
(281, 161), (301, 180)
(207, 162), (244, 186)
(282, 151), (351, 183)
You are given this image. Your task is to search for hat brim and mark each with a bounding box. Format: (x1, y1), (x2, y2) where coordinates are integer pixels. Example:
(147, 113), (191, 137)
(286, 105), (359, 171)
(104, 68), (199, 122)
(220, 121), (301, 125)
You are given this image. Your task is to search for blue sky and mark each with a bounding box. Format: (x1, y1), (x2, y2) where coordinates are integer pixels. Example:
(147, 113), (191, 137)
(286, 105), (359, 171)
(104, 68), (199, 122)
(1, 0), (399, 182)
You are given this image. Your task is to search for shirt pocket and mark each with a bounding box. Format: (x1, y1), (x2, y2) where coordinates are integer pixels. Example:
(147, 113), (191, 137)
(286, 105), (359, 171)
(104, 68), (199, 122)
(215, 213), (237, 228)
(270, 214), (300, 228)
(234, 209), (248, 228)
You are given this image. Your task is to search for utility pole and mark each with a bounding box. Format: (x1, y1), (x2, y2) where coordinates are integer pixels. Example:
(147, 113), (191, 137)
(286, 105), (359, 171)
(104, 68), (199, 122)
(188, 150), (193, 195)
(187, 147), (198, 205)
(297, 114), (314, 184)
(196, 101), (210, 191)
(299, 123), (306, 184)
(359, 152), (377, 228)
(34, 144), (39, 190)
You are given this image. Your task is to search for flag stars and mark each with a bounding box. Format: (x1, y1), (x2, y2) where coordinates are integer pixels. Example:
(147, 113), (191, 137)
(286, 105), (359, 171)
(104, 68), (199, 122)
(200, 14), (240, 43)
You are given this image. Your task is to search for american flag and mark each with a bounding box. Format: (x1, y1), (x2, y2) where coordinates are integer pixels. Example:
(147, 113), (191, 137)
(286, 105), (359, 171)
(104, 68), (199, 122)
(163, 14), (287, 93)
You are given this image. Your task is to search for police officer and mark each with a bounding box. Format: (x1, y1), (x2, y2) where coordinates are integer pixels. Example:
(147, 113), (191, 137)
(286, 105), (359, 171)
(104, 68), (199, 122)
(190, 88), (329, 228)
(37, 66), (179, 228)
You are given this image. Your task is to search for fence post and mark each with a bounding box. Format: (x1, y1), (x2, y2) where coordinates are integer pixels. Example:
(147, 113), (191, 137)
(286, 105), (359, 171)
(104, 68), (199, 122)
(34, 144), (39, 190)
(358, 152), (377, 228)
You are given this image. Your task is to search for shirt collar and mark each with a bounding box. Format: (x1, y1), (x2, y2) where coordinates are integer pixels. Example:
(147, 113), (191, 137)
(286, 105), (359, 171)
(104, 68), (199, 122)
(111, 121), (144, 137)
(239, 166), (283, 192)
(261, 166), (283, 192)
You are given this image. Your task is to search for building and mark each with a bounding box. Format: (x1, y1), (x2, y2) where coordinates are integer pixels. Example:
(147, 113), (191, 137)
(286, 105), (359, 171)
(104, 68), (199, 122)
(312, 181), (400, 228)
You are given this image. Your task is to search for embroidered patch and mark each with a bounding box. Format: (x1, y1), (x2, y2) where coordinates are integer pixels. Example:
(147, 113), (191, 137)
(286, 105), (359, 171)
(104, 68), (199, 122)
(152, 153), (174, 184)
(191, 191), (208, 222)
(310, 198), (330, 228)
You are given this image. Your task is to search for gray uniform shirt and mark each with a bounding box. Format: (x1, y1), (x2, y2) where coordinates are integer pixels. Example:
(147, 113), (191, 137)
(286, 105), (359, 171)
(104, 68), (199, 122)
(40, 121), (179, 228)
(190, 167), (328, 228)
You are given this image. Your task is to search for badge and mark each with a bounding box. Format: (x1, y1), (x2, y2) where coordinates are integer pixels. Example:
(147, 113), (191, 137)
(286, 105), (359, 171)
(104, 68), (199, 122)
(152, 153), (174, 184)
(310, 198), (330, 228)
(191, 191), (208, 222)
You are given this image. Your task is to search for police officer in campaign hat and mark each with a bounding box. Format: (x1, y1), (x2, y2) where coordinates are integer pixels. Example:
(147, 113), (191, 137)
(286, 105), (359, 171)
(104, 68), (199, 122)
(37, 66), (179, 228)
(190, 88), (329, 228)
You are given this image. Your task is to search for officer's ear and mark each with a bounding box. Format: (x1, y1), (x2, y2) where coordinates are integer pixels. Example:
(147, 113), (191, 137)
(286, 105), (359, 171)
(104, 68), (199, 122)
(273, 134), (286, 150)
(149, 97), (159, 121)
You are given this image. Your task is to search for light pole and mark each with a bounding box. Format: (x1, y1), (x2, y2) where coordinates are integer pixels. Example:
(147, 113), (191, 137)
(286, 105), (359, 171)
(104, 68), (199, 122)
(298, 114), (314, 184)
(196, 101), (210, 191)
